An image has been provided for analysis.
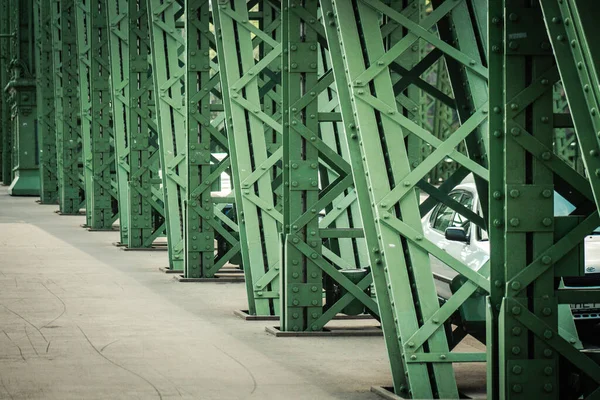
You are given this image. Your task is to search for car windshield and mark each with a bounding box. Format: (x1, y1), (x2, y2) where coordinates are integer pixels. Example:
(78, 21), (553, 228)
(554, 192), (600, 234)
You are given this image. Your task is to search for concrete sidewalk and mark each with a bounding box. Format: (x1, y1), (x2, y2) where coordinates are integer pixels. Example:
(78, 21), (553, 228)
(0, 192), (392, 399)
(0, 191), (485, 399)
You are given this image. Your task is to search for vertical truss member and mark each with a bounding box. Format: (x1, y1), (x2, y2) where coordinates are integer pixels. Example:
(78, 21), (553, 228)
(75, 1), (93, 228)
(280, 1), (375, 333)
(146, 0), (186, 271)
(126, 0), (166, 249)
(106, 0), (130, 246)
(329, 0), (491, 397)
(213, 0), (283, 316)
(52, 0), (85, 214)
(34, 0), (58, 204)
(185, 0), (241, 278)
(106, 0), (166, 249)
(485, 1), (600, 398)
(0, 0), (10, 186)
(76, 0), (119, 230)
(5, 0), (38, 196)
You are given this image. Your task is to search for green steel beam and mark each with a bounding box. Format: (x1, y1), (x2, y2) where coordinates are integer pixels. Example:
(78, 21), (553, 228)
(75, 0), (94, 228)
(549, 1), (600, 217)
(280, 1), (374, 333)
(106, 0), (166, 249)
(34, 0), (58, 204)
(0, 0), (9, 186)
(106, 0), (130, 245)
(89, 0), (119, 229)
(147, 0), (186, 271)
(184, 0), (241, 278)
(125, 0), (166, 249)
(213, 0), (283, 315)
(487, 1), (503, 397)
(329, 0), (491, 396)
(52, 0), (86, 213)
(75, 0), (118, 230)
(5, 0), (39, 196)
(486, 1), (600, 398)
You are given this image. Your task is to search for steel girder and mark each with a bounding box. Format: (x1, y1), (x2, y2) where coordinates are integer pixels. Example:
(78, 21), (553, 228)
(106, 0), (166, 249)
(279, 1), (376, 332)
(76, 1), (93, 228)
(34, 0), (59, 204)
(146, 0), (186, 271)
(52, 0), (86, 213)
(328, 0), (491, 397)
(485, 1), (600, 399)
(213, 0), (283, 316)
(5, 0), (39, 196)
(106, 0), (130, 245)
(0, 0), (9, 186)
(547, 1), (600, 218)
(75, 0), (119, 230)
(184, 0), (241, 279)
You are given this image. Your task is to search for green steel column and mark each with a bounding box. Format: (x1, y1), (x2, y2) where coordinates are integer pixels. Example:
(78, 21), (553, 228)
(320, 0), (407, 387)
(75, 0), (94, 227)
(106, 0), (130, 245)
(330, 0), (492, 396)
(281, 1), (322, 331)
(185, 0), (241, 278)
(34, 0), (58, 204)
(487, 1), (504, 397)
(76, 0), (118, 230)
(52, 0), (86, 214)
(146, 0), (186, 270)
(5, 0), (39, 196)
(486, 1), (600, 398)
(280, 1), (375, 333)
(0, 0), (10, 186)
(213, 0), (283, 315)
(126, 0), (166, 249)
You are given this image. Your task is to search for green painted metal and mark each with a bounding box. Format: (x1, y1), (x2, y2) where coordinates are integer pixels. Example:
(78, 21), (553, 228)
(280, 1), (375, 333)
(329, 0), (490, 396)
(75, 0), (94, 227)
(34, 0), (58, 204)
(75, 0), (118, 230)
(106, 0), (130, 245)
(146, 0), (186, 270)
(0, 0), (10, 186)
(213, 0), (283, 315)
(184, 0), (241, 278)
(125, 0), (165, 249)
(5, 0), (39, 196)
(106, 0), (166, 249)
(550, 1), (600, 215)
(486, 1), (600, 398)
(52, 0), (86, 213)
(487, 1), (503, 397)
(552, 84), (583, 174)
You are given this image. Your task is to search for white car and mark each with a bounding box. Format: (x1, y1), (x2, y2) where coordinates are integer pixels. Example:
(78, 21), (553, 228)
(422, 181), (600, 323)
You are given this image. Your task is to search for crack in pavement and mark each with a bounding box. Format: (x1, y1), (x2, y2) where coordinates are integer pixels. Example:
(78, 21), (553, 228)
(77, 325), (163, 400)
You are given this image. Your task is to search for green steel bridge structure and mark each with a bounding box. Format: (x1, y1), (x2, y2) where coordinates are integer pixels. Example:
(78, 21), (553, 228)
(1, 0), (600, 398)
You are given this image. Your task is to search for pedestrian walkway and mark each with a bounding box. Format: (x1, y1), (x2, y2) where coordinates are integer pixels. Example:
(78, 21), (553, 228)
(0, 192), (391, 400)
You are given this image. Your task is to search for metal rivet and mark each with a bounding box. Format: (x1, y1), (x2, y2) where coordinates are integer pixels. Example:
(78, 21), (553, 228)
(512, 384), (522, 393)
(542, 255), (553, 265)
